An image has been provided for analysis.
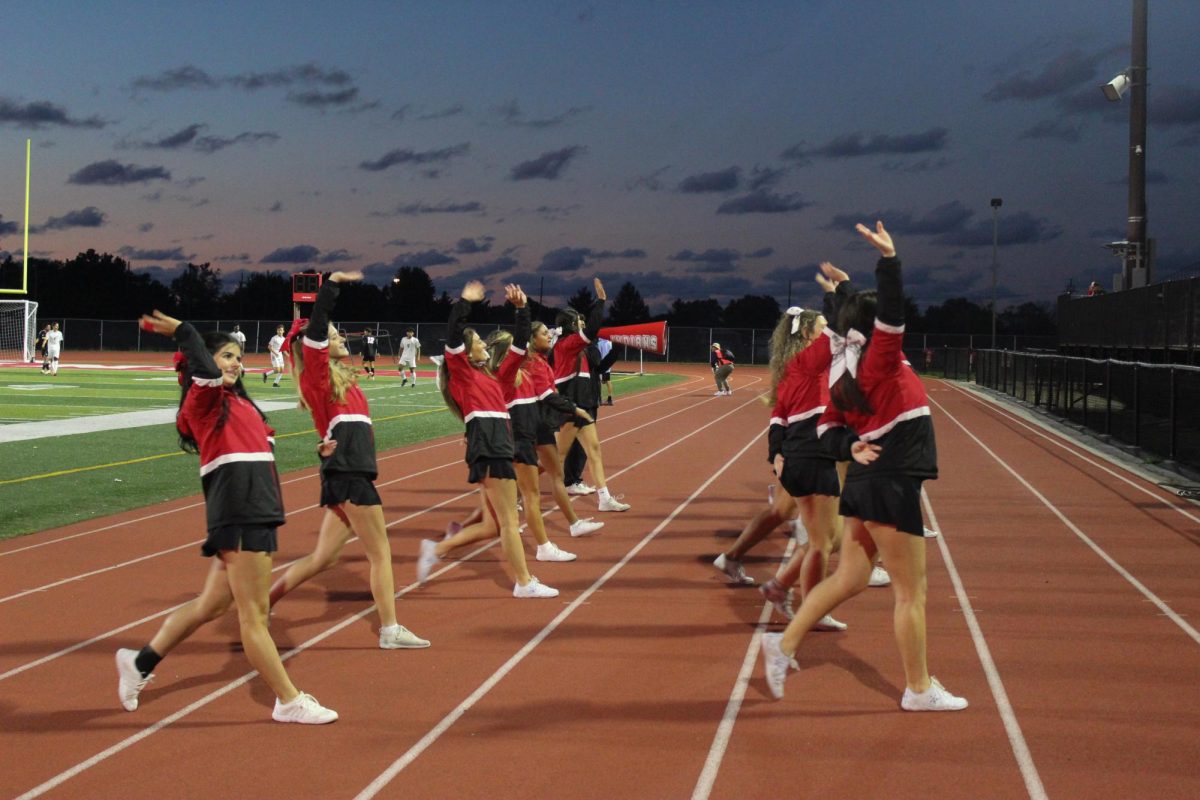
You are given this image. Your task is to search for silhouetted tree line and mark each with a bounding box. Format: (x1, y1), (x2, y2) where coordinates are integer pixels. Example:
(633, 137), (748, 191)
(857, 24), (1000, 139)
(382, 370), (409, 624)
(0, 251), (1056, 335)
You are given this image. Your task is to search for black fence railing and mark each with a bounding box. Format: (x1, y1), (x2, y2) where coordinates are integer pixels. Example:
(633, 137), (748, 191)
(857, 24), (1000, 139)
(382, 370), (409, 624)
(975, 349), (1200, 471)
(1058, 277), (1200, 364)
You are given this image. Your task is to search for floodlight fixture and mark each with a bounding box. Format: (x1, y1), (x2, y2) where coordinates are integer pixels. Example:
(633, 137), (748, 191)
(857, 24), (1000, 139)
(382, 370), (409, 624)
(1102, 71), (1130, 102)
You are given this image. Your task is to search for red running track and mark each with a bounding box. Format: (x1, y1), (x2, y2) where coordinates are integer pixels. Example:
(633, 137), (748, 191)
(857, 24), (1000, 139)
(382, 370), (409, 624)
(1, 367), (1197, 799)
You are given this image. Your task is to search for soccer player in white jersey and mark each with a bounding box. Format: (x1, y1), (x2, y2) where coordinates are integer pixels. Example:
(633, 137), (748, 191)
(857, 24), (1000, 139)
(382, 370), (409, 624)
(44, 323), (64, 376)
(398, 329), (421, 386)
(263, 324), (286, 387)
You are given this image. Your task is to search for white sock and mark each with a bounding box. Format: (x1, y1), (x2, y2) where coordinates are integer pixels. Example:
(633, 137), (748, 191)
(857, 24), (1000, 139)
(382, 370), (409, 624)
(379, 623), (400, 635)
(598, 487), (611, 501)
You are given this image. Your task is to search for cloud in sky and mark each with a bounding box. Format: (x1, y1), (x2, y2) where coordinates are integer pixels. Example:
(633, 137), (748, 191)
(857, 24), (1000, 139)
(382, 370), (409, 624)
(826, 202), (975, 237)
(129, 123), (281, 154)
(495, 100), (591, 129)
(69, 160), (171, 186)
(417, 104), (465, 120)
(32, 207), (107, 233)
(0, 97), (104, 129)
(359, 143), (470, 171)
(931, 211), (1062, 247)
(132, 63), (352, 93)
(537, 246), (645, 272)
(510, 146), (586, 180)
(287, 87), (360, 108)
(118, 245), (190, 261)
(455, 236), (494, 254)
(984, 47), (1120, 102)
(260, 245), (321, 264)
(370, 200), (485, 217)
(717, 190), (809, 215)
(783, 128), (949, 161)
(677, 167), (740, 194)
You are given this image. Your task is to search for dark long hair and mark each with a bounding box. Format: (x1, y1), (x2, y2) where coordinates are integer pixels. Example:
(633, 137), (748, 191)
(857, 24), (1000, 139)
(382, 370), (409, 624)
(830, 290), (877, 415)
(177, 331), (266, 453)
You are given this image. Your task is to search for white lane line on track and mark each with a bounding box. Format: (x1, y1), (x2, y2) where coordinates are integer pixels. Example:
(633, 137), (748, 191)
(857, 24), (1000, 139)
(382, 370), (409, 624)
(0, 378), (703, 558)
(940, 380), (1200, 526)
(0, 379), (721, 679)
(692, 523), (792, 800)
(0, 379), (712, 601)
(354, 399), (766, 800)
(13, 386), (762, 800)
(928, 392), (1200, 647)
(921, 493), (1048, 800)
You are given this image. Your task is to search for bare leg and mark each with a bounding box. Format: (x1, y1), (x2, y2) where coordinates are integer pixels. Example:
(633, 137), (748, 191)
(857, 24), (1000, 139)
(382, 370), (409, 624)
(270, 508), (352, 606)
(438, 492), (497, 556)
(148, 559), (234, 656)
(539, 443), (582, 526)
(779, 519), (876, 656)
(223, 549), (300, 703)
(339, 501), (399, 628)
(795, 493), (841, 600)
(868, 521), (931, 693)
(725, 489), (797, 561)
(515, 462), (550, 545)
(482, 476), (531, 585)
(576, 424), (609, 490)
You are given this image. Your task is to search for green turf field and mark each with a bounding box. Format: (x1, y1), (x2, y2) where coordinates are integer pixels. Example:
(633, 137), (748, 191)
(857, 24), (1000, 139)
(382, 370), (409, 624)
(0, 367), (683, 539)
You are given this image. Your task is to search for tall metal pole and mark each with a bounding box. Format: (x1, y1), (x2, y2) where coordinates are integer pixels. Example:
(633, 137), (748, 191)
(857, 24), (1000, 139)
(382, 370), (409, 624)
(1125, 0), (1149, 290)
(991, 197), (1002, 348)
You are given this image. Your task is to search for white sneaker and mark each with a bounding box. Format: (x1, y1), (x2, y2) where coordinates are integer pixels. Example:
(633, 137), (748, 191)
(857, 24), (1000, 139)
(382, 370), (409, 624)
(417, 539), (439, 585)
(900, 677), (969, 712)
(923, 526), (940, 538)
(868, 565), (892, 587)
(598, 494), (630, 512)
(812, 614), (848, 632)
(569, 517), (605, 537)
(712, 553), (755, 585)
(714, 390), (724, 396)
(536, 541), (577, 562)
(513, 577), (559, 598)
(115, 648), (153, 711)
(272, 692), (339, 724)
(760, 632), (798, 700)
(379, 624), (430, 649)
(566, 482), (596, 496)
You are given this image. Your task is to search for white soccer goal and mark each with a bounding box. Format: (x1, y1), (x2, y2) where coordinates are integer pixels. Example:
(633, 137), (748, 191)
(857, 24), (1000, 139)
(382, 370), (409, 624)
(0, 299), (38, 364)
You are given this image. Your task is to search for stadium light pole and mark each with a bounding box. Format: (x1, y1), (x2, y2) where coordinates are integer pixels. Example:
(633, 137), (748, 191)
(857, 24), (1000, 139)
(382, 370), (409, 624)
(1100, 0), (1149, 290)
(990, 197), (1002, 349)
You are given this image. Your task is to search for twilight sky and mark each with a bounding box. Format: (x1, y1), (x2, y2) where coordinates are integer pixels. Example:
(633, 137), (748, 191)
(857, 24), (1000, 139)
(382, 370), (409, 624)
(1, 1), (1198, 313)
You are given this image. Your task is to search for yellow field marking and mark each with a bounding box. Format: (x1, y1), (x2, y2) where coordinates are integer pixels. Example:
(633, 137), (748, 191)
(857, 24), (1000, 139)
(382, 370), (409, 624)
(0, 407), (447, 486)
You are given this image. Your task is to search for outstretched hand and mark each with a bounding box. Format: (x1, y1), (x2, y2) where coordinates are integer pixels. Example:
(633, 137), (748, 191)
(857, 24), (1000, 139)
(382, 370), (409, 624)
(820, 261), (849, 283)
(815, 273), (837, 293)
(593, 277), (607, 302)
(855, 221), (896, 258)
(139, 310), (181, 337)
(461, 280), (486, 302)
(505, 284), (528, 308)
(328, 270), (364, 284)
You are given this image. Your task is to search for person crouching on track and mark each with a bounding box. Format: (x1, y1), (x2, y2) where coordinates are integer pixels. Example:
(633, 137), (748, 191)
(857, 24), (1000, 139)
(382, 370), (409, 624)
(760, 221), (967, 712)
(426, 280), (559, 598)
(710, 342), (734, 395)
(116, 311), (337, 724)
(269, 271), (429, 651)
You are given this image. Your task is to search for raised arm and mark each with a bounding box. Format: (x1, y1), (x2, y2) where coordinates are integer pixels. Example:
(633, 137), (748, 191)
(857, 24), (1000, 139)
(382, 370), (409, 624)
(306, 271), (362, 342)
(448, 280), (485, 349)
(582, 277), (607, 341)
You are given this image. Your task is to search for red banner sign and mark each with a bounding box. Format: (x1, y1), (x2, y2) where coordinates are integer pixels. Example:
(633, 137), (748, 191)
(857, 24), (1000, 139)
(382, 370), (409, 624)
(597, 321), (667, 355)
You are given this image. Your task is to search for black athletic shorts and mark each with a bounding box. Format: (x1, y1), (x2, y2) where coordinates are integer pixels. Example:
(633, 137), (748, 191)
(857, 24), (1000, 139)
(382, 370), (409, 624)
(535, 422), (558, 446)
(320, 472), (383, 507)
(468, 458), (517, 484)
(779, 457), (840, 499)
(838, 475), (925, 536)
(202, 524), (278, 557)
(513, 438), (539, 466)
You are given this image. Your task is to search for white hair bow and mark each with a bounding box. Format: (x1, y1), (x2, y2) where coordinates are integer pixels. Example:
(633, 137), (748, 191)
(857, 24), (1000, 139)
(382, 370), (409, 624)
(785, 306), (805, 335)
(828, 328), (867, 387)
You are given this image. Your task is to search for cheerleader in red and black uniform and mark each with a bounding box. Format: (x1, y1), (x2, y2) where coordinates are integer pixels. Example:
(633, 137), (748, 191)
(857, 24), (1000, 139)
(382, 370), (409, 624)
(115, 311), (336, 724)
(269, 271), (429, 650)
(552, 277), (631, 513)
(760, 221), (967, 712)
(424, 281), (559, 598)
